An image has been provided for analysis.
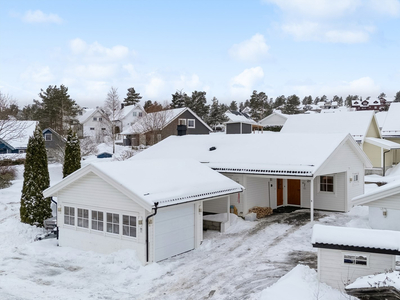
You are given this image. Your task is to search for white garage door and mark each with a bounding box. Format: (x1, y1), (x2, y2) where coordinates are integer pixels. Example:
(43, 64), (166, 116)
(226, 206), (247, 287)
(154, 204), (195, 262)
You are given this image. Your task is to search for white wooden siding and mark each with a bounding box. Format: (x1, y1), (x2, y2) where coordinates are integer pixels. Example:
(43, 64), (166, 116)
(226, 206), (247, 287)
(369, 207), (400, 231)
(224, 173), (245, 215)
(203, 196), (229, 214)
(245, 176), (269, 213)
(367, 194), (400, 210)
(319, 248), (395, 289)
(314, 173), (346, 212)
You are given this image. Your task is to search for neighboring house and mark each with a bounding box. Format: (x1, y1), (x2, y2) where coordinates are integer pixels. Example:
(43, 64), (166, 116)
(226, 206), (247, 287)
(375, 111), (388, 131)
(117, 104), (145, 134)
(130, 132), (371, 220)
(121, 107), (212, 146)
(381, 103), (400, 144)
(43, 158), (243, 264)
(281, 111), (400, 174)
(352, 180), (400, 231)
(0, 121), (37, 154)
(312, 224), (400, 289)
(352, 98), (389, 111)
(75, 107), (106, 140)
(224, 110), (261, 133)
(259, 111), (289, 130)
(43, 128), (66, 162)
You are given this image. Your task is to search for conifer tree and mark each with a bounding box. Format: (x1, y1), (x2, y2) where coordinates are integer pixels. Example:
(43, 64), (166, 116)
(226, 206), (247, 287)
(123, 87), (142, 106)
(20, 124), (52, 227)
(63, 129), (81, 178)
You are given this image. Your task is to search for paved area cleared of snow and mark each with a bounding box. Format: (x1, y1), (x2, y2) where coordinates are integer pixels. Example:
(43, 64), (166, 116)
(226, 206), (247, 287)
(0, 162), (366, 299)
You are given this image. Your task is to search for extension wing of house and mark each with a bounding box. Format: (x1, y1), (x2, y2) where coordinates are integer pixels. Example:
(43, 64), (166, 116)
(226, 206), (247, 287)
(224, 110), (261, 134)
(121, 107), (212, 146)
(43, 158), (243, 264)
(259, 111), (289, 129)
(0, 120), (37, 154)
(131, 132), (371, 220)
(381, 103), (400, 144)
(280, 111), (400, 175)
(117, 104), (145, 133)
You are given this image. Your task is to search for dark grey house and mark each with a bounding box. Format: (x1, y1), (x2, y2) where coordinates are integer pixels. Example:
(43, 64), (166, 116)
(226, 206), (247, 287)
(43, 128), (66, 162)
(121, 107), (212, 146)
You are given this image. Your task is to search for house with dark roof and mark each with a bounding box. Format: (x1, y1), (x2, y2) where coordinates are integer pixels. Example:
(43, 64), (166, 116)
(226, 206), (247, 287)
(0, 121), (37, 154)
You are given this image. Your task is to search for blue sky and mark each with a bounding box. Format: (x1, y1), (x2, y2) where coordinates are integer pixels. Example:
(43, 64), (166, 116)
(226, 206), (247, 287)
(1, 0), (400, 108)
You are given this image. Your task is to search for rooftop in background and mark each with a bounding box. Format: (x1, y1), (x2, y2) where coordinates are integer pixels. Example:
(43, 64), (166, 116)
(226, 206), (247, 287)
(381, 103), (400, 138)
(0, 120), (37, 149)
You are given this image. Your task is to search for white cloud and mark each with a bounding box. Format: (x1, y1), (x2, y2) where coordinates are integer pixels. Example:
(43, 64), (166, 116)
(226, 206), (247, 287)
(367, 0), (400, 16)
(20, 65), (55, 83)
(230, 67), (264, 98)
(144, 75), (166, 99)
(22, 10), (62, 24)
(174, 74), (203, 91)
(229, 34), (270, 62)
(73, 64), (118, 80)
(69, 38), (131, 62)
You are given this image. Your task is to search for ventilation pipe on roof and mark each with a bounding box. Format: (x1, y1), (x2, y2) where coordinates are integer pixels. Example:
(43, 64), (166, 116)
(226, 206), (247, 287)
(146, 202), (159, 263)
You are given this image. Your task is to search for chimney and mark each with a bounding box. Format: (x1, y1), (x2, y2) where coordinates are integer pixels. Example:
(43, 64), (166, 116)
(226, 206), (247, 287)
(121, 103), (125, 110)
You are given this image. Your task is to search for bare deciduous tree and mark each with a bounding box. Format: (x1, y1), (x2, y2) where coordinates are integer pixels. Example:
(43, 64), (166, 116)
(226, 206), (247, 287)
(0, 92), (28, 142)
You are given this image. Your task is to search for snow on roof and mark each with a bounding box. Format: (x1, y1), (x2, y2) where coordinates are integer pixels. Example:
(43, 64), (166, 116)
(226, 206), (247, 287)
(364, 137), (400, 150)
(352, 178), (400, 206)
(131, 132), (353, 176)
(3, 121), (37, 149)
(119, 104), (144, 119)
(382, 103), (400, 137)
(312, 224), (400, 253)
(77, 108), (96, 124)
(346, 270), (400, 290)
(225, 111), (257, 124)
(375, 111), (388, 128)
(87, 158), (243, 207)
(281, 111), (376, 143)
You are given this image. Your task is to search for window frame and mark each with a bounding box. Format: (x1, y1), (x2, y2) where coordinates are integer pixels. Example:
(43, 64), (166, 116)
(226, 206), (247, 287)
(77, 208), (89, 229)
(106, 212), (120, 235)
(90, 127), (95, 131)
(122, 215), (137, 238)
(319, 175), (334, 193)
(342, 252), (369, 267)
(91, 210), (104, 232)
(64, 206), (75, 226)
(187, 119), (195, 128)
(178, 119), (186, 125)
(93, 117), (98, 121)
(45, 133), (52, 141)
(138, 112), (143, 117)
(132, 111), (137, 117)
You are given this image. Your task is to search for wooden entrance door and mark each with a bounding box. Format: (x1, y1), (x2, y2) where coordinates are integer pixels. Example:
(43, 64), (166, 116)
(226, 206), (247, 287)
(287, 179), (301, 205)
(277, 179), (283, 206)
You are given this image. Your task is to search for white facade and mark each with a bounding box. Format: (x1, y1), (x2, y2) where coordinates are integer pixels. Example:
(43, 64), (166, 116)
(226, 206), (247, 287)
(317, 248), (396, 289)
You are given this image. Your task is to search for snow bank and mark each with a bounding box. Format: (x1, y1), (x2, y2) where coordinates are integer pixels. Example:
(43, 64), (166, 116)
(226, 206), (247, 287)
(347, 270), (400, 290)
(259, 264), (353, 300)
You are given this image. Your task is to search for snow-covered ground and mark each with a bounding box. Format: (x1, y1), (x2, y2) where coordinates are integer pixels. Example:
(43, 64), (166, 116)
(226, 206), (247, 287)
(0, 157), (368, 299)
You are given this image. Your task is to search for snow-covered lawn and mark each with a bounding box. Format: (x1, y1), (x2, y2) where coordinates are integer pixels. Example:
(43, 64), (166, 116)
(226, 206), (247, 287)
(0, 162), (366, 299)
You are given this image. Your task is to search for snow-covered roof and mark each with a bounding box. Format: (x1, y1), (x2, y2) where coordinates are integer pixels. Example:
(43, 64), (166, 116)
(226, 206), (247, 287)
(364, 137), (400, 150)
(375, 111), (388, 128)
(44, 158), (243, 210)
(382, 103), (400, 137)
(130, 132), (366, 177)
(119, 104), (144, 120)
(346, 271), (400, 290)
(352, 178), (400, 206)
(77, 108), (97, 124)
(1, 121), (37, 149)
(225, 111), (257, 125)
(312, 224), (400, 254)
(281, 111), (378, 143)
(259, 112), (289, 126)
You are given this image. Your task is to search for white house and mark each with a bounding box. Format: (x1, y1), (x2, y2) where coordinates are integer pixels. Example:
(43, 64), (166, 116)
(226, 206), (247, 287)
(352, 180), (400, 231)
(281, 111), (400, 173)
(116, 104), (145, 134)
(381, 103), (400, 145)
(259, 111), (288, 128)
(76, 108), (106, 139)
(131, 132), (371, 220)
(43, 158), (243, 264)
(312, 224), (400, 289)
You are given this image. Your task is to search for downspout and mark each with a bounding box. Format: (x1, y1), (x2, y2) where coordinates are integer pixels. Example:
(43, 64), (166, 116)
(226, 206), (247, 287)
(146, 202), (159, 263)
(383, 150), (390, 176)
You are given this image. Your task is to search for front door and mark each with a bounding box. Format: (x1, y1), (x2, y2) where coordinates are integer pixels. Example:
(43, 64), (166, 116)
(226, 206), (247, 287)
(277, 179), (283, 206)
(287, 179), (301, 205)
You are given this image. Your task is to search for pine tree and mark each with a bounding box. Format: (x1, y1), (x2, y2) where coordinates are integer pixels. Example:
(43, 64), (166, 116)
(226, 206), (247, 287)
(207, 97), (229, 129)
(229, 101), (238, 111)
(123, 87), (142, 106)
(282, 94), (300, 114)
(20, 124), (52, 227)
(188, 91), (210, 119)
(273, 95), (286, 109)
(171, 90), (190, 108)
(394, 91), (400, 103)
(63, 129), (81, 178)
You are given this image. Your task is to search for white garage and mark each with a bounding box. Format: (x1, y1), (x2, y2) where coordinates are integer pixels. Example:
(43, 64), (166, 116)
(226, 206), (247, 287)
(44, 158), (243, 265)
(155, 204), (195, 261)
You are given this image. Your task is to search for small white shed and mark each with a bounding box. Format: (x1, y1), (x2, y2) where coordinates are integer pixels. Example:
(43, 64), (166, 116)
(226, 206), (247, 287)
(312, 224), (400, 289)
(43, 158), (243, 264)
(353, 180), (400, 231)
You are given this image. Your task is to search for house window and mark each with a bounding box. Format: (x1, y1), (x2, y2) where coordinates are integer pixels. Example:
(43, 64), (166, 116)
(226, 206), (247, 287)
(91, 210), (104, 231)
(18, 150), (25, 154)
(77, 208), (89, 228)
(90, 127), (95, 130)
(353, 173), (359, 183)
(138, 112), (143, 117)
(320, 175), (334, 192)
(157, 134), (162, 142)
(45, 133), (52, 141)
(187, 119), (195, 128)
(122, 215), (137, 237)
(106, 213), (119, 234)
(101, 128), (106, 131)
(178, 119), (186, 125)
(132, 112), (137, 117)
(93, 117), (97, 121)
(64, 206), (75, 226)
(98, 117), (103, 122)
(344, 254), (368, 266)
